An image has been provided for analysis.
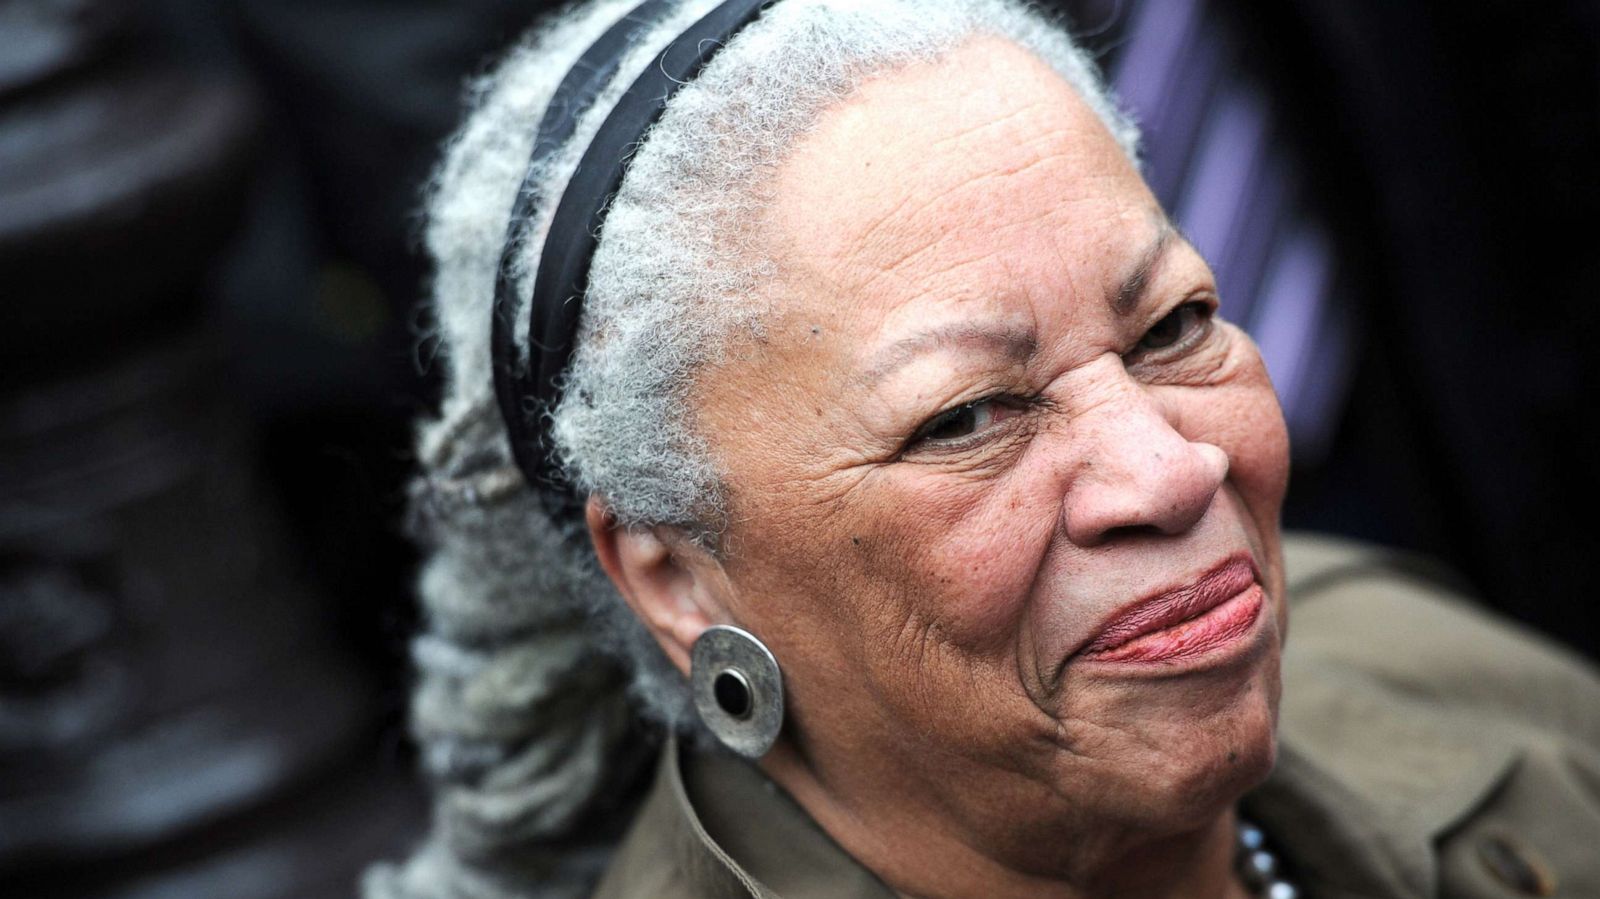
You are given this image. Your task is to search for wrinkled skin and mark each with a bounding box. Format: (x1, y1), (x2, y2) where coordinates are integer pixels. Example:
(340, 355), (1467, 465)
(590, 36), (1291, 899)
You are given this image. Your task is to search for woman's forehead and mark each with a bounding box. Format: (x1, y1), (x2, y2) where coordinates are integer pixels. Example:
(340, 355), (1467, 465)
(763, 36), (1160, 341)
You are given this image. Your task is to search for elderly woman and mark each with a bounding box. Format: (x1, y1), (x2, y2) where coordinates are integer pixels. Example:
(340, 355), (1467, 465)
(367, 0), (1600, 897)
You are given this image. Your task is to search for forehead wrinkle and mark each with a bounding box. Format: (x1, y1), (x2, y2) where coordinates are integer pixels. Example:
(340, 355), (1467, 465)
(853, 143), (1077, 276)
(820, 44), (1085, 253)
(919, 98), (1060, 156)
(857, 153), (1081, 281)
(829, 217), (1051, 331)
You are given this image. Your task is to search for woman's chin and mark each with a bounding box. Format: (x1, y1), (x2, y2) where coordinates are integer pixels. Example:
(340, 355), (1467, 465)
(1054, 709), (1278, 837)
(1044, 623), (1283, 830)
(1153, 720), (1277, 824)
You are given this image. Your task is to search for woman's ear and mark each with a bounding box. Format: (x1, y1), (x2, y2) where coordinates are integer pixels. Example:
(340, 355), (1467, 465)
(586, 495), (721, 676)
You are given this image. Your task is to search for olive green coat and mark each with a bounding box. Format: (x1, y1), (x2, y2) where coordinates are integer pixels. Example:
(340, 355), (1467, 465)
(592, 534), (1600, 898)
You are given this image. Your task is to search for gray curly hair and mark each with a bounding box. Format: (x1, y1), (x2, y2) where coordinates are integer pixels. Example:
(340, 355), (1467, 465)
(367, 1), (1138, 896)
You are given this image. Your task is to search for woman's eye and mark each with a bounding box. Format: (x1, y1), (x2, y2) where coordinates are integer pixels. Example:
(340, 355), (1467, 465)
(1135, 301), (1213, 354)
(911, 398), (1020, 447)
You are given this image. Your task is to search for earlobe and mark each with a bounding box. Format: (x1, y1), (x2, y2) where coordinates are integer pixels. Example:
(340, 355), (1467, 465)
(585, 499), (785, 758)
(585, 496), (713, 675)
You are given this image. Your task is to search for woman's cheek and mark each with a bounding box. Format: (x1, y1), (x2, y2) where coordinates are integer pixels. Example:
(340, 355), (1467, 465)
(1202, 354), (1291, 600)
(1232, 362), (1292, 511)
(1186, 330), (1291, 510)
(829, 439), (1062, 660)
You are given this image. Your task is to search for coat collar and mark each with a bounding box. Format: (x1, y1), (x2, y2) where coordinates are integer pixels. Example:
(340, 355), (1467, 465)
(612, 737), (894, 899)
(1246, 672), (1520, 899)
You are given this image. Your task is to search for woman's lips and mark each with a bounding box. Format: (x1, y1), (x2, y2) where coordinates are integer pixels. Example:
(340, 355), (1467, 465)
(1078, 555), (1262, 665)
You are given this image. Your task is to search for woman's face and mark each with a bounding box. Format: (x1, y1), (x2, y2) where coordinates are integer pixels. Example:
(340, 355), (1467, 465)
(688, 37), (1290, 870)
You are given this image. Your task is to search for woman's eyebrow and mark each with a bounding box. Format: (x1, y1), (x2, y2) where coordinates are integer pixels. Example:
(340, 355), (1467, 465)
(860, 322), (1038, 385)
(1110, 219), (1180, 316)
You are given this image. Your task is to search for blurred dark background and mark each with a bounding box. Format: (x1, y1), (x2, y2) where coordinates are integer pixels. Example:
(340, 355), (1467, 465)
(1, 0), (1596, 896)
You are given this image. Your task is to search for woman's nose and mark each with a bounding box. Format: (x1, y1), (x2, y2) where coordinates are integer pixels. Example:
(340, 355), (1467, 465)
(1058, 393), (1230, 546)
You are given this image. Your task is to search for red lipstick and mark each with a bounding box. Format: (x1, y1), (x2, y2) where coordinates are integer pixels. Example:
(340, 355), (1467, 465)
(1079, 555), (1262, 665)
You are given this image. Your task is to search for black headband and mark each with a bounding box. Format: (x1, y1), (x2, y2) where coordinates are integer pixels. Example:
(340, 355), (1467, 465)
(490, 0), (773, 519)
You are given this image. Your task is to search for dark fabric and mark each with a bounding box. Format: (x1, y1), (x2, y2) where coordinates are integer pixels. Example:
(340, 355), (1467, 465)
(1227, 0), (1600, 660)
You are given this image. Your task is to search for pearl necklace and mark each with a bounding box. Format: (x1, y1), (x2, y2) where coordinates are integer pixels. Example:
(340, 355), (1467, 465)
(1236, 819), (1299, 899)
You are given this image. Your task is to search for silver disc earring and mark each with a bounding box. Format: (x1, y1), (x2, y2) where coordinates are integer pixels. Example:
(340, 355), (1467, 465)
(691, 625), (784, 758)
